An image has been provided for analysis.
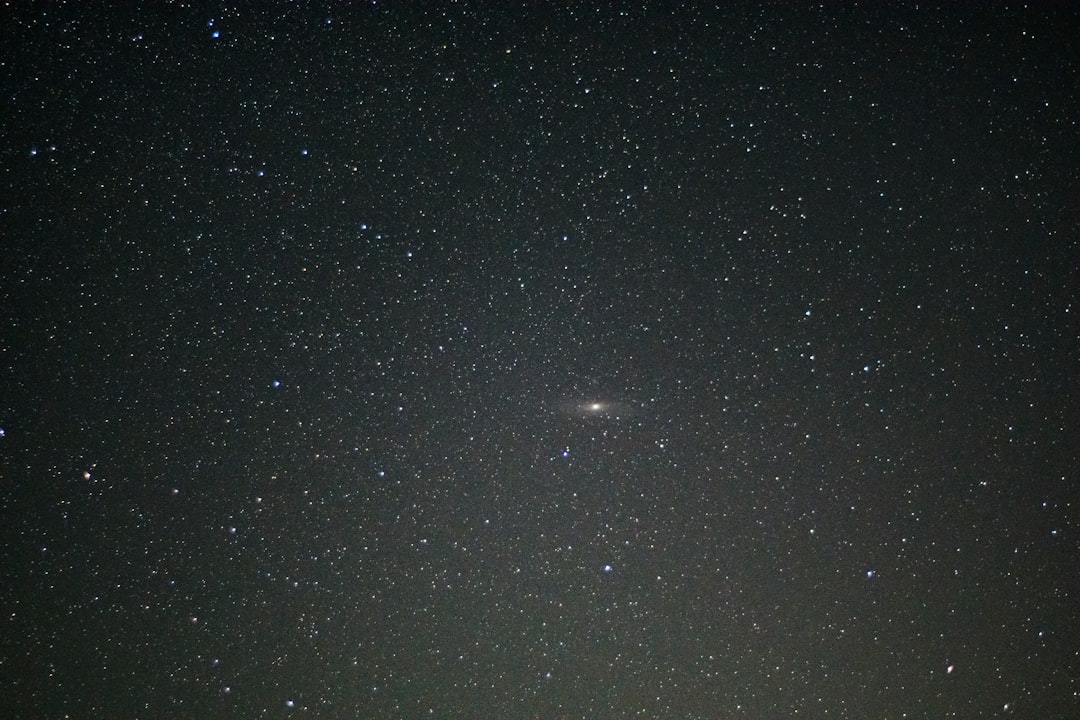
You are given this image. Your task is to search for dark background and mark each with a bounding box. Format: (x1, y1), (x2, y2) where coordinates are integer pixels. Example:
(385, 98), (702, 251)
(2, 3), (1079, 718)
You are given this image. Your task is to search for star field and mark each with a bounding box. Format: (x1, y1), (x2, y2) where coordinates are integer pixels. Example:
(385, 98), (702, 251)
(2, 4), (1079, 718)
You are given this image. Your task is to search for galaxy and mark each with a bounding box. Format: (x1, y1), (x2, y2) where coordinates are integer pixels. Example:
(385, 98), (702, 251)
(2, 4), (1079, 718)
(556, 398), (642, 420)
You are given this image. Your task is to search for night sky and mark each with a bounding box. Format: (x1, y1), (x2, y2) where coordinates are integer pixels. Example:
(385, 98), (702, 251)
(3, 4), (1080, 718)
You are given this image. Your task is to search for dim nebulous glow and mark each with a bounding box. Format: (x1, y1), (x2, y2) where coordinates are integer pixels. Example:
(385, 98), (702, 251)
(555, 398), (640, 419)
(4, 4), (1074, 719)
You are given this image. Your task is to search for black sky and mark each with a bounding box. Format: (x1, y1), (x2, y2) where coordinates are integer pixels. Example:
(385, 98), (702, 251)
(2, 3), (1079, 718)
